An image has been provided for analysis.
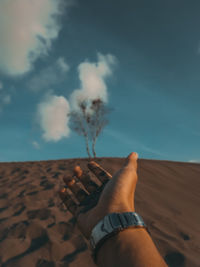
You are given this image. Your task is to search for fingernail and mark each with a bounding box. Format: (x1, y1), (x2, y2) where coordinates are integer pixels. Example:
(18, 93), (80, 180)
(74, 165), (83, 178)
(88, 161), (98, 167)
(67, 179), (76, 186)
(88, 161), (95, 165)
(60, 188), (66, 193)
(125, 152), (138, 165)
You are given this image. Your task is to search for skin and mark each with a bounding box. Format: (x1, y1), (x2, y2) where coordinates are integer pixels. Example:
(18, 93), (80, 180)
(58, 152), (167, 266)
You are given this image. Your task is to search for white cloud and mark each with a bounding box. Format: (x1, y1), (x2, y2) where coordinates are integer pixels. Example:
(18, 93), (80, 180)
(0, 0), (72, 76)
(28, 57), (69, 91)
(188, 159), (200, 163)
(57, 57), (70, 72)
(2, 95), (11, 105)
(0, 91), (11, 111)
(37, 94), (70, 141)
(70, 53), (117, 109)
(0, 82), (11, 107)
(32, 141), (40, 150)
(36, 53), (117, 143)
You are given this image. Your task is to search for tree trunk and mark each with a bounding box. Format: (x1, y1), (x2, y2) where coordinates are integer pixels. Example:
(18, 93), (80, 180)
(92, 136), (97, 158)
(85, 135), (92, 159)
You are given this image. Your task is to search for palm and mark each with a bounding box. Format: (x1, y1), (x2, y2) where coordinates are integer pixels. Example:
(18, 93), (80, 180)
(58, 153), (138, 240)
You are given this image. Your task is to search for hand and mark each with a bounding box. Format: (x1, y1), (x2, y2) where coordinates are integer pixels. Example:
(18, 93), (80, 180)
(58, 152), (138, 240)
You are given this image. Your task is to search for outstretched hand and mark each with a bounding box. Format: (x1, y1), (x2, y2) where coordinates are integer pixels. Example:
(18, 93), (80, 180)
(58, 152), (138, 240)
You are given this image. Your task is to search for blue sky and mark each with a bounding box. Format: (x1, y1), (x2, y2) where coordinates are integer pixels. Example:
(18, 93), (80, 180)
(0, 0), (200, 162)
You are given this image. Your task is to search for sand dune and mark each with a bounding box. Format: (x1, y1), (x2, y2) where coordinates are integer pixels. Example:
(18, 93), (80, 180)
(0, 157), (199, 267)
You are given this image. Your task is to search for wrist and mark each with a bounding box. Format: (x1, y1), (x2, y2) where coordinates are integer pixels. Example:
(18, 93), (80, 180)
(95, 224), (167, 267)
(96, 228), (147, 266)
(90, 212), (147, 264)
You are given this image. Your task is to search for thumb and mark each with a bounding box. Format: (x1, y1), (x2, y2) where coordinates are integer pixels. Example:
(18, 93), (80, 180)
(124, 152), (138, 170)
(110, 152), (138, 191)
(95, 152), (139, 213)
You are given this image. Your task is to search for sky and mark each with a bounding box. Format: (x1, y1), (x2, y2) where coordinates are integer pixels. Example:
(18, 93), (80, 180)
(0, 0), (200, 163)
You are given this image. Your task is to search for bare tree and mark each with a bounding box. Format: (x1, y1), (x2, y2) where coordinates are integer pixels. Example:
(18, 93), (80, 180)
(89, 99), (109, 158)
(69, 101), (92, 158)
(69, 98), (110, 158)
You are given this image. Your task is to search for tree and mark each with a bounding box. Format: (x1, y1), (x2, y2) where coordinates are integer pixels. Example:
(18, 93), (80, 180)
(89, 99), (109, 158)
(69, 98), (111, 158)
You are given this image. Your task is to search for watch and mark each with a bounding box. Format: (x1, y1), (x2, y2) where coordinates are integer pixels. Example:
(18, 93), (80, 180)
(89, 212), (147, 264)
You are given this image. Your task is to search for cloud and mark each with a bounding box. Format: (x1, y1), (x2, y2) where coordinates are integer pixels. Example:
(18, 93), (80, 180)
(0, 91), (11, 111)
(28, 57), (69, 92)
(0, 82), (12, 109)
(37, 94), (70, 141)
(70, 53), (117, 109)
(0, 0), (72, 76)
(32, 141), (40, 150)
(57, 57), (70, 72)
(36, 53), (117, 143)
(188, 159), (200, 163)
(2, 95), (11, 105)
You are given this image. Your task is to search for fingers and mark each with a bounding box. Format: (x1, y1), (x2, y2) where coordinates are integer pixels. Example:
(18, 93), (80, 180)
(58, 162), (111, 216)
(58, 188), (77, 216)
(74, 166), (99, 193)
(87, 161), (112, 184)
(58, 154), (138, 218)
(63, 176), (89, 203)
(59, 167), (104, 217)
(74, 165), (107, 205)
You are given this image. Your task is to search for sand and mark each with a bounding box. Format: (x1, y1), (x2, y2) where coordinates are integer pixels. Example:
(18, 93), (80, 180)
(0, 157), (199, 267)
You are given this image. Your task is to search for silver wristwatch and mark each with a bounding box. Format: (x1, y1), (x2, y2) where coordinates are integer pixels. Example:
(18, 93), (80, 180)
(89, 212), (147, 263)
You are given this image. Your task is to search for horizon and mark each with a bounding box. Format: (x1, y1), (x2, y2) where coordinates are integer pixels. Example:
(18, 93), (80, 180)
(0, 155), (199, 164)
(0, 0), (200, 163)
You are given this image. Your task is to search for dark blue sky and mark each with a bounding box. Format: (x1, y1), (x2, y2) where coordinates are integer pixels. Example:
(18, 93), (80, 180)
(0, 0), (200, 162)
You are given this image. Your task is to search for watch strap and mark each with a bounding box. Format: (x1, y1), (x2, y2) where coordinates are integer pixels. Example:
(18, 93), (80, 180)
(90, 212), (147, 264)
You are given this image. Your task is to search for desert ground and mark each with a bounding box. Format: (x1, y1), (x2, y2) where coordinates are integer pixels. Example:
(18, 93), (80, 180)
(0, 157), (199, 267)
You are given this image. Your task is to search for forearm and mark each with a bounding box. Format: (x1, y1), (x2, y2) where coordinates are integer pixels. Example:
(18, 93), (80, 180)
(96, 228), (167, 267)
